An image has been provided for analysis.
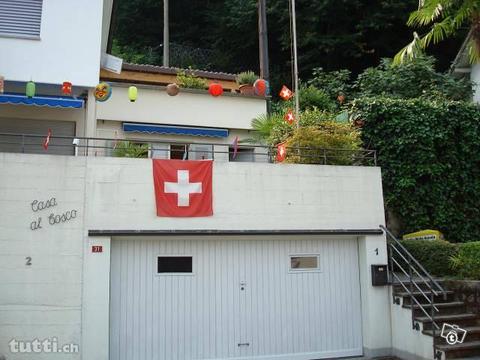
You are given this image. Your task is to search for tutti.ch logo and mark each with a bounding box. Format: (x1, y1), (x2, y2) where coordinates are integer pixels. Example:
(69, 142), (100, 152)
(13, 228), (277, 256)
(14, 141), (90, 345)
(441, 323), (468, 345)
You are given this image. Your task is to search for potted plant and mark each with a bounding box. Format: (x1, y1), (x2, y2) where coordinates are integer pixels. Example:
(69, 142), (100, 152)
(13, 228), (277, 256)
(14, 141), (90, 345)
(236, 71), (258, 95)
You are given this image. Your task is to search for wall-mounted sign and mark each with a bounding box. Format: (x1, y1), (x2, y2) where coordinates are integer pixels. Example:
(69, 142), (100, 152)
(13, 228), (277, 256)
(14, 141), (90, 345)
(92, 246), (103, 253)
(29, 197), (78, 231)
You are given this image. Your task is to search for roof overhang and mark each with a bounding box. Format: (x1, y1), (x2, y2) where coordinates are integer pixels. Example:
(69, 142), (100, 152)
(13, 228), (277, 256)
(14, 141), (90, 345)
(89, 229), (384, 236)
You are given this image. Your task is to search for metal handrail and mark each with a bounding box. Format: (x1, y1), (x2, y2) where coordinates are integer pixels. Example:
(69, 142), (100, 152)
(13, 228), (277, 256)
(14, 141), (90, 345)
(391, 272), (441, 328)
(381, 225), (445, 293)
(390, 244), (440, 297)
(0, 132), (378, 165)
(382, 225), (446, 359)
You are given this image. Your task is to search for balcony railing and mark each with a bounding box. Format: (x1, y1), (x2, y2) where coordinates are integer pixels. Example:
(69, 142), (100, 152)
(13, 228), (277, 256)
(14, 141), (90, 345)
(0, 132), (377, 166)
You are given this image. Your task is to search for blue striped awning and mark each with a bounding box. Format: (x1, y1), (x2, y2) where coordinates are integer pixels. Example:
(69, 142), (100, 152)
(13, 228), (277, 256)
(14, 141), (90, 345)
(123, 123), (229, 138)
(0, 93), (84, 109)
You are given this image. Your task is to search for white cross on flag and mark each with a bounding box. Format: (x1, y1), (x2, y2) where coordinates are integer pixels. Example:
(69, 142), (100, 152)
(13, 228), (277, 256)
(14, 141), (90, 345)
(152, 159), (213, 217)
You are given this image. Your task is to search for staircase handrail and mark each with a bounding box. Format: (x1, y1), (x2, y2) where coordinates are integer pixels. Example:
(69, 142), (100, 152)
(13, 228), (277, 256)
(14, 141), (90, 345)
(380, 225), (446, 294)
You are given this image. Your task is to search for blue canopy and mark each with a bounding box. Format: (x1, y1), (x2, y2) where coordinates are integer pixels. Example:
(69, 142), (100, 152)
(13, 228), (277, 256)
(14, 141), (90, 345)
(123, 122), (229, 138)
(0, 93), (84, 109)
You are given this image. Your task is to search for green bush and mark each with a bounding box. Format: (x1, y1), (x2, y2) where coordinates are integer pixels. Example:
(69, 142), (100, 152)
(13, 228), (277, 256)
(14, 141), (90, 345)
(451, 242), (480, 280)
(113, 141), (149, 158)
(284, 122), (361, 165)
(308, 68), (352, 101)
(355, 57), (472, 101)
(400, 240), (458, 277)
(354, 97), (480, 243)
(177, 70), (208, 89)
(236, 71), (258, 86)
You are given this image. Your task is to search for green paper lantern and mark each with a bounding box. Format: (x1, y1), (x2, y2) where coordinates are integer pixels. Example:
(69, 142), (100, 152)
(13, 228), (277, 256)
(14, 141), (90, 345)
(128, 86), (138, 102)
(26, 81), (35, 98)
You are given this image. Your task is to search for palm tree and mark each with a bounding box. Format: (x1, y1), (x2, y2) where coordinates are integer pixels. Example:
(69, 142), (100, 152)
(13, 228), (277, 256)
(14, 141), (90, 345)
(394, 0), (480, 65)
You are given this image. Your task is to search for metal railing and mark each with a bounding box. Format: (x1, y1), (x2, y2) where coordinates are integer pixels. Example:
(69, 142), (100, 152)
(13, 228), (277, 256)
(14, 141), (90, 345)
(381, 225), (447, 359)
(0, 132), (377, 166)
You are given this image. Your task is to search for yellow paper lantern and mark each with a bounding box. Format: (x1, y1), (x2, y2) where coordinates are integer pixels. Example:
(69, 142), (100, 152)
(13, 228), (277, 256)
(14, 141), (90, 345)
(128, 86), (138, 102)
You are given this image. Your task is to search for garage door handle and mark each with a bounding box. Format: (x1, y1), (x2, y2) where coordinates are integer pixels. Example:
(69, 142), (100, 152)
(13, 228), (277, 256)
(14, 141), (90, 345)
(237, 343), (250, 347)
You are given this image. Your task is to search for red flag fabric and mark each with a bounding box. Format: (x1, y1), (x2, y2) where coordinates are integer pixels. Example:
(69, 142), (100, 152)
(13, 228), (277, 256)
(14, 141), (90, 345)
(152, 159), (213, 217)
(43, 129), (52, 150)
(279, 85), (293, 101)
(276, 143), (287, 162)
(284, 109), (295, 124)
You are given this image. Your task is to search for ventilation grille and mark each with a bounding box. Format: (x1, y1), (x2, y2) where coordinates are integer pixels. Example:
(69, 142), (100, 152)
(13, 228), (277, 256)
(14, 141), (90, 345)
(0, 0), (43, 38)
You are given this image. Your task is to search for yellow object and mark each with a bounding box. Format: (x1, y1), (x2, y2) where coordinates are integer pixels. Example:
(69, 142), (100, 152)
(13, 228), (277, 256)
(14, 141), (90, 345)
(402, 229), (444, 241)
(128, 86), (138, 102)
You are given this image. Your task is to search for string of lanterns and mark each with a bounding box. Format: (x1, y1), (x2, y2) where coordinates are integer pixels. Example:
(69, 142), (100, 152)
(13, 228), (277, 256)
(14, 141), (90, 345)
(17, 76), (273, 104)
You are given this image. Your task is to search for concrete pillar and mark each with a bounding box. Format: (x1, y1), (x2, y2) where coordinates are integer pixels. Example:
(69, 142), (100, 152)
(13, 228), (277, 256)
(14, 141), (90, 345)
(358, 234), (392, 357)
(81, 235), (111, 360)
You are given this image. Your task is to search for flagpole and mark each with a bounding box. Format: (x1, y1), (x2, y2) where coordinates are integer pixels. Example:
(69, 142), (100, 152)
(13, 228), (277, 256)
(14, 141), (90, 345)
(163, 0), (169, 67)
(290, 0), (300, 128)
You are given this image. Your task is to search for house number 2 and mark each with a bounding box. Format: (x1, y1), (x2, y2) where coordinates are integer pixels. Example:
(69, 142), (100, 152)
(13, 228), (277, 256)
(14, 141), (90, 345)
(25, 257), (32, 266)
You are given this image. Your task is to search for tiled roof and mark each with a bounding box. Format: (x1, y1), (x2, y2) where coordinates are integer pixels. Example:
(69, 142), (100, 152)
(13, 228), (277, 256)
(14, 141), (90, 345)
(122, 63), (237, 81)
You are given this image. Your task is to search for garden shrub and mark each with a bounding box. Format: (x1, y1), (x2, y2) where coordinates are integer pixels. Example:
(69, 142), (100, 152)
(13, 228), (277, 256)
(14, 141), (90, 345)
(451, 242), (480, 280)
(399, 240), (458, 277)
(354, 97), (480, 243)
(284, 122), (361, 165)
(176, 70), (208, 89)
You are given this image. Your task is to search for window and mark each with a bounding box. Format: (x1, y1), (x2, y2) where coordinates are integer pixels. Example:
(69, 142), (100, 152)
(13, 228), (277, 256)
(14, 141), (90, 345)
(157, 256), (192, 274)
(170, 144), (188, 160)
(189, 144), (213, 160)
(229, 147), (255, 162)
(0, 0), (43, 39)
(289, 255), (320, 272)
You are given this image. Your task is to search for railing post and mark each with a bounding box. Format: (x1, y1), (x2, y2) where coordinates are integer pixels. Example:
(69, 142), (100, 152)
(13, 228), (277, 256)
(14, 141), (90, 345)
(323, 149), (327, 165)
(21, 134), (25, 153)
(86, 138), (89, 157)
(389, 243), (395, 303)
(409, 257), (415, 330)
(431, 279), (437, 359)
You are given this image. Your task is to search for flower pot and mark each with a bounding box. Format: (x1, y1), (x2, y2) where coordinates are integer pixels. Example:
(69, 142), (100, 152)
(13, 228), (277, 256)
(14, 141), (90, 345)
(239, 84), (255, 96)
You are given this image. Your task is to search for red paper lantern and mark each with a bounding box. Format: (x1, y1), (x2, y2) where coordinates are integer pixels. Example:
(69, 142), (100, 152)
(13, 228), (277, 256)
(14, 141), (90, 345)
(254, 79), (267, 96)
(62, 81), (72, 96)
(208, 83), (223, 97)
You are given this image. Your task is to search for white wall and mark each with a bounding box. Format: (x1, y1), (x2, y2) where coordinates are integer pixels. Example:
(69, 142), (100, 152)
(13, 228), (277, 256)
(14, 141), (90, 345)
(471, 63), (480, 104)
(391, 292), (433, 360)
(0, 153), (388, 360)
(0, 0), (103, 87)
(85, 157), (384, 231)
(0, 153), (86, 360)
(96, 85), (267, 131)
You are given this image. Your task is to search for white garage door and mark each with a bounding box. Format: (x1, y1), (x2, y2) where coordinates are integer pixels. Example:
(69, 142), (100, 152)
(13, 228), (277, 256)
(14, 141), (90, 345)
(109, 237), (363, 360)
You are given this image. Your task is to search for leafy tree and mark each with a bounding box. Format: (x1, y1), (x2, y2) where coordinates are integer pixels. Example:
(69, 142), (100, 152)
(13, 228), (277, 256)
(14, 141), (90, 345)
(111, 0), (463, 87)
(355, 56), (473, 100)
(394, 0), (480, 64)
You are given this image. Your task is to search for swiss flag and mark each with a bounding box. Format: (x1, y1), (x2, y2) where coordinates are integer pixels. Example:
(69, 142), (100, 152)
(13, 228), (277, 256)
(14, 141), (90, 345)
(152, 159), (213, 217)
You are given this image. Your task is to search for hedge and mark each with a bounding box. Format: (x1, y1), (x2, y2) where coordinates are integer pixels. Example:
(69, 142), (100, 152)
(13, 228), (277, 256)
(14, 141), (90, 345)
(353, 97), (480, 243)
(451, 241), (480, 280)
(400, 240), (458, 278)
(399, 240), (480, 280)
